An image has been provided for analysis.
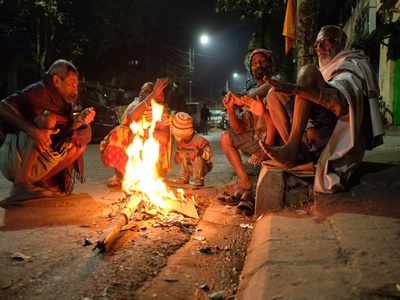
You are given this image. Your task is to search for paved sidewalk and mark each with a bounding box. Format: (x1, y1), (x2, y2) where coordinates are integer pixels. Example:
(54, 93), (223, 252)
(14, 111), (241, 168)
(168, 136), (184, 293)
(238, 135), (400, 300)
(238, 213), (400, 300)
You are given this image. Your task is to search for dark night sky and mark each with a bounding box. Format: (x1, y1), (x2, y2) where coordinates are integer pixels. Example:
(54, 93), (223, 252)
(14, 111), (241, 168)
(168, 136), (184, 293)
(158, 0), (256, 99)
(0, 0), (257, 101)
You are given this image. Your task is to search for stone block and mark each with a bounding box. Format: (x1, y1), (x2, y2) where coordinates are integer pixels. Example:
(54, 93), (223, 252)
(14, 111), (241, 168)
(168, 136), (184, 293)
(285, 174), (313, 208)
(255, 166), (285, 215)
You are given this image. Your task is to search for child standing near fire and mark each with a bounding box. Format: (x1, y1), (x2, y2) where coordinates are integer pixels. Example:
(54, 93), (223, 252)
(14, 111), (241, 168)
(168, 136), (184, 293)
(170, 112), (212, 187)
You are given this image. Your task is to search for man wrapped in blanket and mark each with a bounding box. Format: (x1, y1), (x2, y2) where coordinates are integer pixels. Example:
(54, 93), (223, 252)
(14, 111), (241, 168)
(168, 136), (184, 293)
(263, 25), (384, 193)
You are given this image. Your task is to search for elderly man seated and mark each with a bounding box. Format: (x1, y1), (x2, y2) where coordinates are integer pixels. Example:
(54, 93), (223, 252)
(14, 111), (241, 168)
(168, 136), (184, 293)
(0, 59), (96, 200)
(220, 49), (284, 193)
(262, 25), (383, 193)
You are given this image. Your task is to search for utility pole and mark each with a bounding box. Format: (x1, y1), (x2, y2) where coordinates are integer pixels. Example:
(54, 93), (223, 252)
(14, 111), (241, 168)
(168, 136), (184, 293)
(188, 48), (194, 103)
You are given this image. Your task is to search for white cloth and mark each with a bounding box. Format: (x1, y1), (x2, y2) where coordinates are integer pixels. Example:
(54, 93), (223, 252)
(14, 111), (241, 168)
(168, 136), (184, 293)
(314, 50), (384, 193)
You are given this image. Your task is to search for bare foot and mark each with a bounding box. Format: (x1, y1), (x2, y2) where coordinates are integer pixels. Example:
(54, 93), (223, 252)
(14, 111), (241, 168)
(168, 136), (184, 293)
(263, 143), (298, 168)
(248, 150), (269, 166)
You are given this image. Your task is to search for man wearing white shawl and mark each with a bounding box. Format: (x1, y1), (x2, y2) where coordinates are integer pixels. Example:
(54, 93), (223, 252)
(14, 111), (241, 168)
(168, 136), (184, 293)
(263, 25), (384, 193)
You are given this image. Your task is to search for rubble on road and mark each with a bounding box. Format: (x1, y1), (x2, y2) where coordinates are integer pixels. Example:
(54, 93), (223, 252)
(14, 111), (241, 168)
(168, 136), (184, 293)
(209, 290), (224, 300)
(11, 252), (31, 261)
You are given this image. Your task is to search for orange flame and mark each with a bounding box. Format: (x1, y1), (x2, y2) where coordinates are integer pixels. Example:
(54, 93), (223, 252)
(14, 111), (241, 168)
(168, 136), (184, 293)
(122, 100), (175, 211)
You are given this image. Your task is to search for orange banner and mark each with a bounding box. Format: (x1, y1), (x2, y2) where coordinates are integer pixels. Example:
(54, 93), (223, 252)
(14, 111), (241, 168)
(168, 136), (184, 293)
(283, 0), (296, 55)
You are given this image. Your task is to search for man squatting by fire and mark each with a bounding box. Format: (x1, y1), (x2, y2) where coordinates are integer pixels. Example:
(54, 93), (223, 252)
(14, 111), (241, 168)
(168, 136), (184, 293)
(0, 59), (96, 201)
(100, 79), (171, 187)
(170, 112), (213, 187)
(263, 25), (383, 193)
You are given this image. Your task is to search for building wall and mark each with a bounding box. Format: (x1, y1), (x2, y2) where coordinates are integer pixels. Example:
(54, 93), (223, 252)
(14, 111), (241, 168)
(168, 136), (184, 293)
(378, 0), (400, 124)
(343, 0), (400, 125)
(379, 41), (395, 111)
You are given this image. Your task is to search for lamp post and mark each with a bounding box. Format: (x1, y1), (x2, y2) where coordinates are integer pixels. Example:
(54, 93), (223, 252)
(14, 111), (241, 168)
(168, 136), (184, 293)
(226, 72), (242, 92)
(188, 33), (210, 103)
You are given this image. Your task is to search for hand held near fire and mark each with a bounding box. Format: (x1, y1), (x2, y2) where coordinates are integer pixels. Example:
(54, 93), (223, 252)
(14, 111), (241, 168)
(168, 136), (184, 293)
(240, 96), (264, 116)
(72, 107), (96, 129)
(150, 78), (169, 104)
(223, 92), (235, 111)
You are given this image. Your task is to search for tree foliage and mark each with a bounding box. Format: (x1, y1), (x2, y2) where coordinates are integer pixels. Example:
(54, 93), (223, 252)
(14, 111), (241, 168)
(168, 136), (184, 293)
(0, 0), (190, 90)
(216, 0), (275, 20)
(0, 0), (72, 74)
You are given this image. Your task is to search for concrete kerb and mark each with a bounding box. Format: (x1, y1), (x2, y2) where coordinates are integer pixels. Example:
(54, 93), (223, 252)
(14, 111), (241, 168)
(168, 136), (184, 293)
(236, 214), (272, 300)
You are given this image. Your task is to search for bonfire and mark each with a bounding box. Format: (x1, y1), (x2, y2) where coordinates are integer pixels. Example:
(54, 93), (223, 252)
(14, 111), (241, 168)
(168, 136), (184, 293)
(95, 99), (198, 252)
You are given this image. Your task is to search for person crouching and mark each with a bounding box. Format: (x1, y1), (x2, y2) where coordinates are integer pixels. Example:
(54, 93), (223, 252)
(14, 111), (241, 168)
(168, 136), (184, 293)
(171, 112), (212, 187)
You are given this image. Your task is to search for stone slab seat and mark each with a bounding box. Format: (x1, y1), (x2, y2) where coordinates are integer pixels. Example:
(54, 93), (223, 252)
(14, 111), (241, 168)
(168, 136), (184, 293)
(255, 160), (315, 216)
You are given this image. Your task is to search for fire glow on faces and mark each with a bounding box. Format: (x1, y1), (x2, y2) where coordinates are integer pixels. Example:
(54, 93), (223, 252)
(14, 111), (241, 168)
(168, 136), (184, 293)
(251, 53), (274, 80)
(314, 37), (337, 67)
(54, 71), (79, 104)
(314, 26), (347, 67)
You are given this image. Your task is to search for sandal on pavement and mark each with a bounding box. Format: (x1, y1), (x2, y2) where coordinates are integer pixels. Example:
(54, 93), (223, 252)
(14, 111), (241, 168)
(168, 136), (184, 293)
(173, 177), (189, 185)
(237, 200), (255, 216)
(218, 189), (246, 206)
(190, 179), (204, 187)
(218, 191), (242, 206)
(236, 190), (255, 216)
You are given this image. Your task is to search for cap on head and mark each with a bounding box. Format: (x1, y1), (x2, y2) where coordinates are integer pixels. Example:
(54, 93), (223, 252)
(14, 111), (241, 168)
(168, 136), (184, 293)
(171, 112), (194, 140)
(46, 59), (78, 80)
(317, 25), (347, 53)
(248, 48), (277, 77)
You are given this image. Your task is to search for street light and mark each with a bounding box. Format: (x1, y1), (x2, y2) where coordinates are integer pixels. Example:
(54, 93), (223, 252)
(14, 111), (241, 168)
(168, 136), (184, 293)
(226, 72), (243, 92)
(199, 34), (210, 46)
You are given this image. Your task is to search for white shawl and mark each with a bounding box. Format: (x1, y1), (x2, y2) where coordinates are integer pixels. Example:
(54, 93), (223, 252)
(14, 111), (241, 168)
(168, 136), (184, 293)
(314, 50), (384, 193)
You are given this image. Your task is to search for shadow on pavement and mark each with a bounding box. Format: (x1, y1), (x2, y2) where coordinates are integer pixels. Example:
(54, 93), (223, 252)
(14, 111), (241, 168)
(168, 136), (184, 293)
(0, 193), (106, 231)
(314, 162), (400, 221)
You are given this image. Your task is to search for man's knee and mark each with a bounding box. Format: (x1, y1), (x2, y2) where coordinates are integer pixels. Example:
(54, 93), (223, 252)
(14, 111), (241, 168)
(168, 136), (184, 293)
(297, 64), (325, 89)
(267, 88), (289, 111)
(220, 131), (233, 151)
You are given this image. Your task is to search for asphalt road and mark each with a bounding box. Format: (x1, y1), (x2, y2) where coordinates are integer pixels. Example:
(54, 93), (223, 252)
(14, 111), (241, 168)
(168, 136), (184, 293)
(0, 129), (253, 300)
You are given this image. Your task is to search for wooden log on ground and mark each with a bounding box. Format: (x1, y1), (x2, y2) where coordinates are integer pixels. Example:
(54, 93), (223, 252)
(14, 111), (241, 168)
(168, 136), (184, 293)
(94, 196), (142, 253)
(94, 214), (128, 253)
